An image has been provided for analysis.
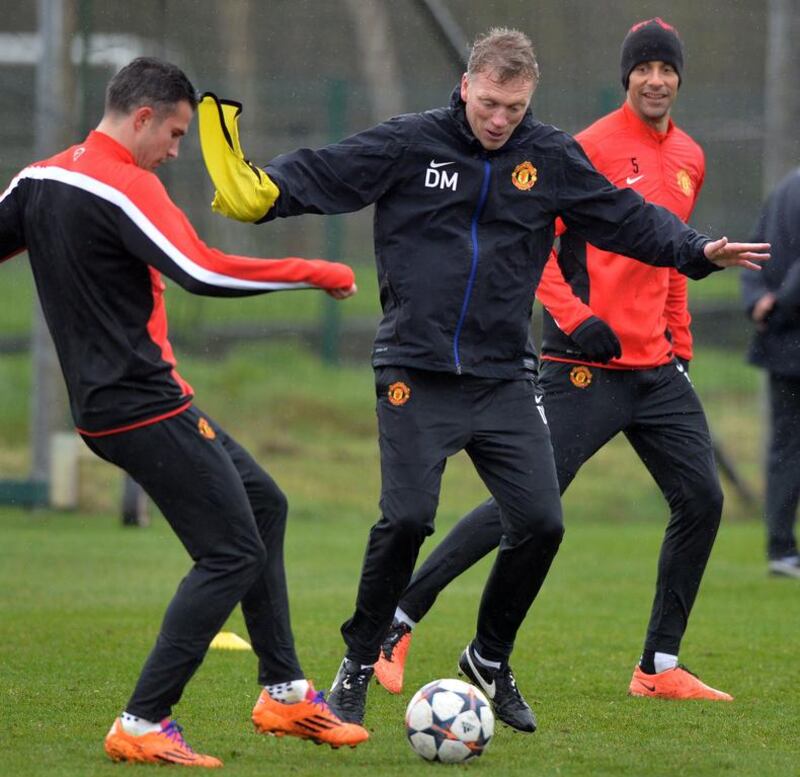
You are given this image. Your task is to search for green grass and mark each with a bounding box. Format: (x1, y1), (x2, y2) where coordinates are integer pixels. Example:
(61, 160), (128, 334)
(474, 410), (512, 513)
(0, 340), (767, 516)
(0, 260), (35, 335)
(687, 267), (746, 304)
(0, 509), (796, 777)
(0, 341), (791, 777)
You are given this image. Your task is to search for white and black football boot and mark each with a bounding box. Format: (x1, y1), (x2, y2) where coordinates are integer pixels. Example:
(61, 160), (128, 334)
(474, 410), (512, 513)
(327, 657), (374, 725)
(458, 643), (537, 733)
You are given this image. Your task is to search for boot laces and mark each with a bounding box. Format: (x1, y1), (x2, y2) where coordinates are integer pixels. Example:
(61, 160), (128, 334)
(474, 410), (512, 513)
(161, 720), (195, 753)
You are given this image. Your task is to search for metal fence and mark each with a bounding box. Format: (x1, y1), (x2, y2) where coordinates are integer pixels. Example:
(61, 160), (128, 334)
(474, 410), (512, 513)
(1, 0), (798, 507)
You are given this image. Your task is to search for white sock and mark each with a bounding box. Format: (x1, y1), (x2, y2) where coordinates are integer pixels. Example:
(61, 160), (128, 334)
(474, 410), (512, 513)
(394, 607), (417, 629)
(265, 679), (310, 704)
(654, 652), (679, 673)
(120, 711), (161, 735)
(472, 646), (502, 670)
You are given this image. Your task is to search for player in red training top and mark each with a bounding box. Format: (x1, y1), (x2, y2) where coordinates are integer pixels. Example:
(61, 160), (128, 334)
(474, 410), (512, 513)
(0, 57), (367, 766)
(375, 18), (734, 707)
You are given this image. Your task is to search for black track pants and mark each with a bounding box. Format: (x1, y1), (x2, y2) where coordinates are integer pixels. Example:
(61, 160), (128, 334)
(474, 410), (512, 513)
(83, 406), (302, 721)
(399, 361), (722, 656)
(340, 367), (563, 665)
(765, 373), (800, 560)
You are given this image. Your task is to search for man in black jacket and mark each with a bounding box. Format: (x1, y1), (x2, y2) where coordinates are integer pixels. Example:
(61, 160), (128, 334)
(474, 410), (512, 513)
(374, 18), (736, 707)
(742, 168), (800, 579)
(200, 28), (767, 732)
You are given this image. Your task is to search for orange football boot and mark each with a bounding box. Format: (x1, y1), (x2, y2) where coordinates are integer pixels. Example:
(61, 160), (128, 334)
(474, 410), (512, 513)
(252, 683), (369, 748)
(104, 718), (222, 767)
(629, 665), (733, 701)
(374, 621), (413, 694)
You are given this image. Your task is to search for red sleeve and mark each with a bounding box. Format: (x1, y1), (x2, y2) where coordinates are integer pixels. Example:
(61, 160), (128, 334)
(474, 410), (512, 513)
(664, 268), (693, 360)
(693, 148), (706, 207)
(119, 171), (354, 296)
(668, 146), (703, 360)
(536, 244), (594, 335)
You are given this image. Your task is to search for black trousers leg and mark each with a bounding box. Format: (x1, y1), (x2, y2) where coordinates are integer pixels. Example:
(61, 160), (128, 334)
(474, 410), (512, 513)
(466, 378), (564, 662)
(624, 366), (723, 655)
(220, 431), (303, 685)
(84, 406), (300, 720)
(765, 373), (800, 559)
(398, 497), (501, 623)
(340, 368), (466, 664)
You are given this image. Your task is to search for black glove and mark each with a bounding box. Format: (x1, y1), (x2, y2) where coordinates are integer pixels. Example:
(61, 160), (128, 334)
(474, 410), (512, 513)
(569, 316), (621, 363)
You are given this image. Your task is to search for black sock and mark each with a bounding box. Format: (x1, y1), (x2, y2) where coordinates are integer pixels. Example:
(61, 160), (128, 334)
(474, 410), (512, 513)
(639, 649), (656, 674)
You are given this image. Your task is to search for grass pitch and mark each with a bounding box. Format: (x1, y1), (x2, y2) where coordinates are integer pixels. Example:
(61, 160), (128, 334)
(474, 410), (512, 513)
(1, 507), (797, 777)
(0, 342), (793, 776)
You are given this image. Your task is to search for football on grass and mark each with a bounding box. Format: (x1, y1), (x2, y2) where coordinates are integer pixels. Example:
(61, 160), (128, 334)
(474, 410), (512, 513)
(405, 678), (494, 763)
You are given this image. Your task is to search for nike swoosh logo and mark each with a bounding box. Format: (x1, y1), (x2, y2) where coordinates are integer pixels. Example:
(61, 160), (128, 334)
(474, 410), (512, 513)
(640, 682), (656, 692)
(626, 175), (644, 185)
(429, 160), (455, 168)
(465, 650), (496, 699)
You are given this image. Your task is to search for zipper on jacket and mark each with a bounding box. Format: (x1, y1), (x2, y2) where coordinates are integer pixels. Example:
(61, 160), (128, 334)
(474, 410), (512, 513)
(453, 159), (491, 373)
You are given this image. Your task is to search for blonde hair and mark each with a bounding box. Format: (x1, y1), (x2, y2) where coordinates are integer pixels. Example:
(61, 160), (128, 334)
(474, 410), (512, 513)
(467, 27), (539, 85)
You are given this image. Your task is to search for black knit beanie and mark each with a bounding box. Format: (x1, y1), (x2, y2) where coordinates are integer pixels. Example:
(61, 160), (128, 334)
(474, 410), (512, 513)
(620, 17), (683, 89)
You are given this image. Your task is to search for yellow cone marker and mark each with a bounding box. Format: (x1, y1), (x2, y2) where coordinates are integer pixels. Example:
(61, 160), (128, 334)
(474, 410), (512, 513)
(210, 631), (252, 651)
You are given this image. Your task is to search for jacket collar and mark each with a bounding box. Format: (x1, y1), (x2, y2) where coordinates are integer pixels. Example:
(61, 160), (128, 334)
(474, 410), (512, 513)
(621, 101), (674, 144)
(85, 130), (137, 164)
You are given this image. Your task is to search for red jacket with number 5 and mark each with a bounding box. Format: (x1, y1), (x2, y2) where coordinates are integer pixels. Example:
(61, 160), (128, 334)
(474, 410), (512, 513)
(538, 101), (705, 368)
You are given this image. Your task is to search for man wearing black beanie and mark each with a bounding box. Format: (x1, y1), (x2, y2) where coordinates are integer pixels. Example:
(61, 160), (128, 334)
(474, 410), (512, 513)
(374, 17), (735, 706)
(620, 17), (684, 89)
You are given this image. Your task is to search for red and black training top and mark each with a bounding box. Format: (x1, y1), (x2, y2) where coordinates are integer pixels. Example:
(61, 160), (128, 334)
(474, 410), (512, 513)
(0, 130), (354, 435)
(538, 102), (705, 369)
